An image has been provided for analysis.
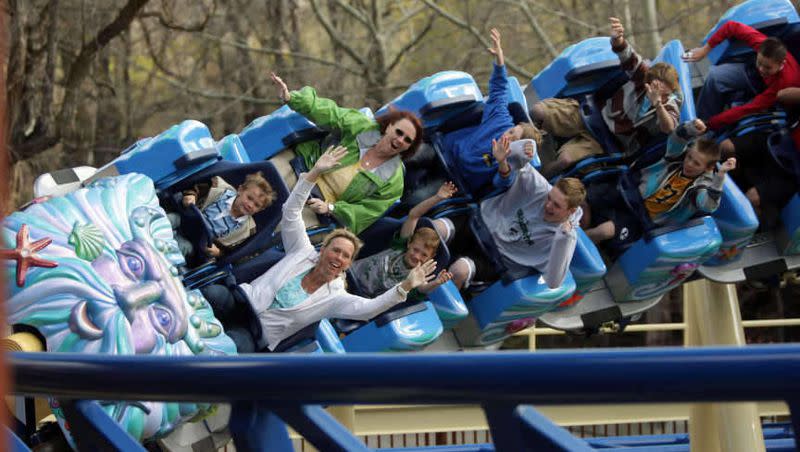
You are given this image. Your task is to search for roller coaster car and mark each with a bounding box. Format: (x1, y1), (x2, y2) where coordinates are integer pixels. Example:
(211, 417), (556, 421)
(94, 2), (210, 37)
(85, 119), (221, 191)
(529, 39), (724, 333)
(699, 128), (800, 282)
(330, 217), (457, 352)
(228, 234), (445, 353)
(540, 180), (722, 332)
(429, 75), (540, 200)
(162, 159), (290, 269)
(695, 0), (800, 282)
(214, 251), (345, 354)
(376, 71), (485, 132)
(449, 210), (577, 347)
(702, 0), (800, 66)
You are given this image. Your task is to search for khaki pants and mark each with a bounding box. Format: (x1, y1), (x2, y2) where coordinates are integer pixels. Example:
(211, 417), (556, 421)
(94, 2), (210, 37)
(537, 98), (603, 162)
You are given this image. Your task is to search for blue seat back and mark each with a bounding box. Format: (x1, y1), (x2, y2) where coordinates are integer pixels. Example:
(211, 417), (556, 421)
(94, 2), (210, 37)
(606, 217), (722, 301)
(170, 160), (290, 266)
(88, 120), (219, 190)
(704, 177), (760, 266)
(376, 71), (483, 131)
(467, 272), (575, 346)
(350, 215), (466, 330)
(653, 40), (695, 122)
(704, 0), (800, 65)
(561, 229), (606, 310)
(239, 105), (327, 161)
(339, 301), (444, 352)
(216, 134), (251, 163)
(768, 129), (800, 178)
(531, 37), (622, 100)
(781, 194), (800, 255)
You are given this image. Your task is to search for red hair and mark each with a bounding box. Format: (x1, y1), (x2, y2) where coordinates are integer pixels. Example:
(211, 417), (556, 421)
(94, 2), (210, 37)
(375, 107), (424, 160)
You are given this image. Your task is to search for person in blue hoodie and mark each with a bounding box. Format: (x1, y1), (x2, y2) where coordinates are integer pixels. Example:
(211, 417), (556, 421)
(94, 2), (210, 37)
(445, 28), (540, 196)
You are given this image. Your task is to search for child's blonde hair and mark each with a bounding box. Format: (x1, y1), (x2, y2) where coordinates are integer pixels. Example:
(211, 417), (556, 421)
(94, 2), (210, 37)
(409, 227), (440, 254)
(240, 171), (276, 206)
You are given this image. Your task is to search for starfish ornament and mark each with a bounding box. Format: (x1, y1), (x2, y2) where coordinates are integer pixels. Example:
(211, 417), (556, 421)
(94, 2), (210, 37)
(0, 224), (58, 287)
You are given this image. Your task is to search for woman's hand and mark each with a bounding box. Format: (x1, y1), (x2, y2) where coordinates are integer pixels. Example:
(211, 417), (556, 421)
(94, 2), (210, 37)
(435, 181), (458, 200)
(271, 72), (291, 103)
(306, 145), (348, 183)
(610, 17), (625, 46)
(306, 198), (331, 215)
(400, 259), (438, 292)
(487, 28), (504, 67)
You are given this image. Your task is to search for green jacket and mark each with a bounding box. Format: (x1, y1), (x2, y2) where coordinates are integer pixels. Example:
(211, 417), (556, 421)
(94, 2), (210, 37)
(288, 86), (404, 235)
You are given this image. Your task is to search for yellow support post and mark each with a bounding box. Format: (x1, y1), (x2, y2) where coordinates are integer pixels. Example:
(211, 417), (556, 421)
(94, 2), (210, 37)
(683, 279), (765, 452)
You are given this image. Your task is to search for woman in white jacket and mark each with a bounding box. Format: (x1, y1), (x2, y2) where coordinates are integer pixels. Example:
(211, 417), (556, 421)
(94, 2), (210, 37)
(202, 146), (437, 352)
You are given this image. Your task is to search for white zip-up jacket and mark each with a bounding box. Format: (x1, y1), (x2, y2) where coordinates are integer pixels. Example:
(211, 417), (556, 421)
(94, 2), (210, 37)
(239, 175), (408, 350)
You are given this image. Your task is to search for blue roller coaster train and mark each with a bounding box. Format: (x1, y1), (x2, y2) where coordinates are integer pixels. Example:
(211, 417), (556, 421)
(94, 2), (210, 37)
(4, 0), (800, 450)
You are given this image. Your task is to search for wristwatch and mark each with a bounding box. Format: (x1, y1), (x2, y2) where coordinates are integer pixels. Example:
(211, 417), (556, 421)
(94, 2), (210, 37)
(328, 203), (335, 214)
(396, 284), (409, 298)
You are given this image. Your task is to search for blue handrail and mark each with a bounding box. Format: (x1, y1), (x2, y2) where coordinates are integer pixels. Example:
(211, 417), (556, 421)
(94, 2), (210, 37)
(10, 345), (800, 451)
(11, 345), (800, 403)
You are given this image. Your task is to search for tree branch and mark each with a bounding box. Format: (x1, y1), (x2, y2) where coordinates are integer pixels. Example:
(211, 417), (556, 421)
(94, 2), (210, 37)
(138, 64), (282, 106)
(420, 0), (533, 79)
(138, 0), (215, 32)
(505, 0), (558, 58)
(308, 0), (368, 70)
(13, 0), (150, 159)
(200, 32), (363, 76)
(331, 0), (373, 32)
(387, 3), (428, 35)
(387, 15), (436, 72)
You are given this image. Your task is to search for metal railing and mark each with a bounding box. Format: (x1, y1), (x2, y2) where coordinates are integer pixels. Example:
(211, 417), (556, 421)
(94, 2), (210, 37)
(9, 344), (800, 451)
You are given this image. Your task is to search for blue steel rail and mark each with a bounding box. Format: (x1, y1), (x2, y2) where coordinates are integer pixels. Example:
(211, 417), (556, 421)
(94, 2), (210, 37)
(9, 345), (800, 451)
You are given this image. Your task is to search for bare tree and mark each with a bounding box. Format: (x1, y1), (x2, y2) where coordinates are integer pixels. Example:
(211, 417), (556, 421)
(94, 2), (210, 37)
(8, 0), (150, 164)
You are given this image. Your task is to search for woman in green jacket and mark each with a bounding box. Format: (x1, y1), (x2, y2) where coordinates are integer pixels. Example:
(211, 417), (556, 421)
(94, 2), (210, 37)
(271, 72), (423, 235)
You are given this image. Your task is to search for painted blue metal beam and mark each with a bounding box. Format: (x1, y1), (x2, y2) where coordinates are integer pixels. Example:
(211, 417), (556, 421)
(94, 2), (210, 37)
(10, 345), (800, 406)
(271, 405), (370, 452)
(60, 400), (144, 451)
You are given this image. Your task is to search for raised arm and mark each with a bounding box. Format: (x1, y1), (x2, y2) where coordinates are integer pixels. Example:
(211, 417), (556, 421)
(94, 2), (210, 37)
(694, 157), (736, 213)
(481, 28), (511, 123)
(609, 17), (647, 82)
(665, 119), (707, 157)
(329, 260), (438, 320)
(491, 136), (515, 190)
(280, 146), (348, 253)
(399, 181), (457, 239)
(487, 27), (505, 68)
(542, 221), (578, 289)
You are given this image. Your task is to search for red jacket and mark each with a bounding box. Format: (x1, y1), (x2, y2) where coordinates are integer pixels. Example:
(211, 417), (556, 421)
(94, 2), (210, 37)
(706, 21), (800, 131)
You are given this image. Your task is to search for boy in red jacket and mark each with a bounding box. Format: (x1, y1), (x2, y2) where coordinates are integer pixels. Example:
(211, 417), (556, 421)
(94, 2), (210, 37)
(685, 21), (800, 208)
(686, 21), (800, 131)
